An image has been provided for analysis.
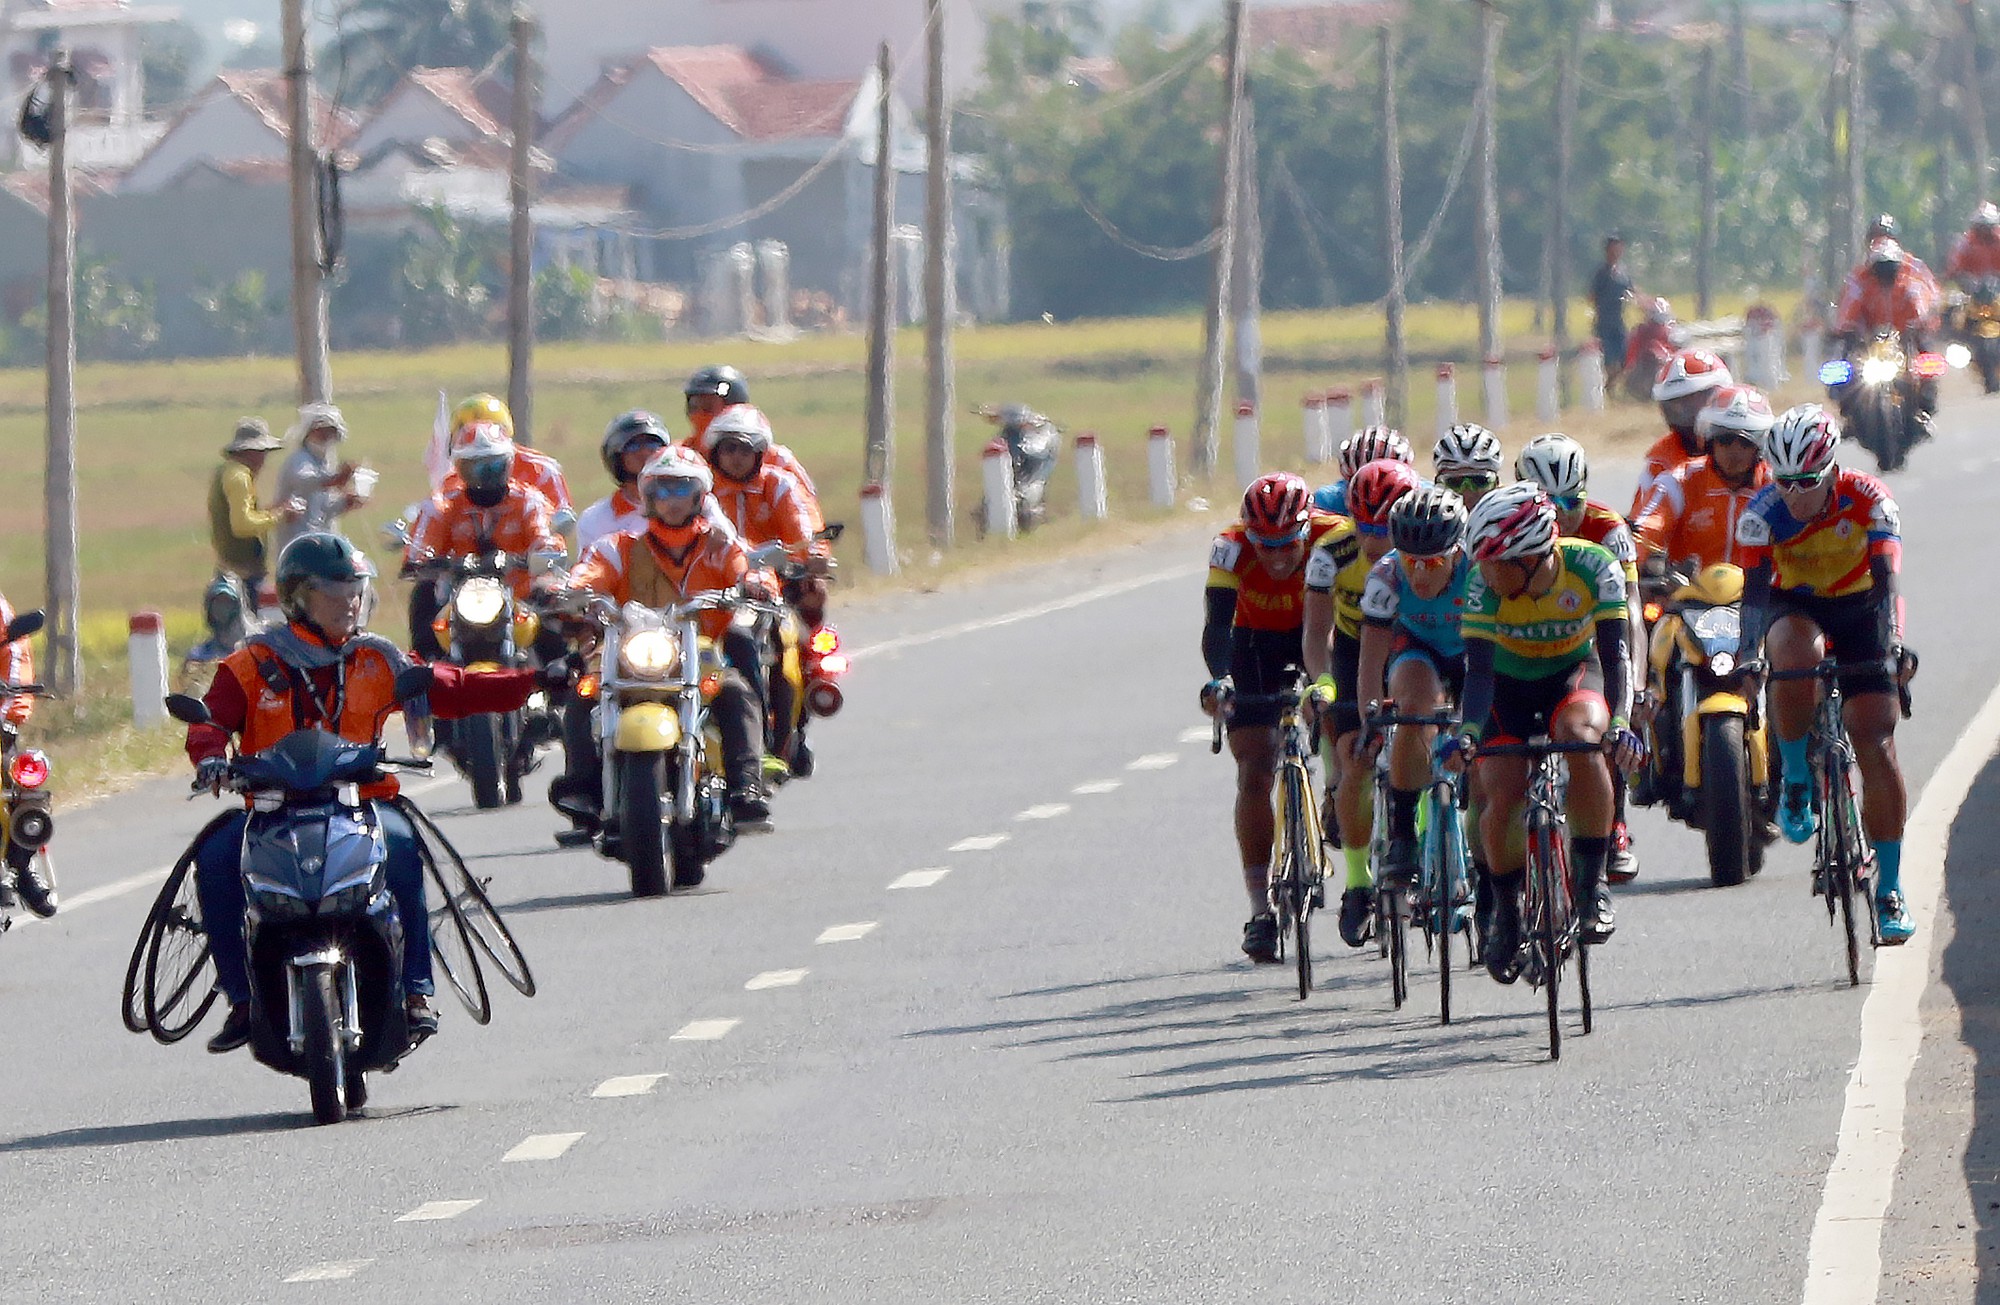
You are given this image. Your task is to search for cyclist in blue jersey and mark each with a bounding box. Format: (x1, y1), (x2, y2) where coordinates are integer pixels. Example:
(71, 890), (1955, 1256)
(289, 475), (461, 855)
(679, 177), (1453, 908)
(1313, 426), (1413, 516)
(1357, 486), (1472, 884)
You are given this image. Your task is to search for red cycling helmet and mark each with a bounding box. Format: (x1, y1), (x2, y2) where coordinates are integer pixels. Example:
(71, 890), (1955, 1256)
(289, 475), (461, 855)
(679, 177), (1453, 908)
(1241, 472), (1311, 546)
(1347, 458), (1422, 532)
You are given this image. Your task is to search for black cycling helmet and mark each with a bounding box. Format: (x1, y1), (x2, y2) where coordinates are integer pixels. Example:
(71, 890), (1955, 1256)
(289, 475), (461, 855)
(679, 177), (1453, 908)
(684, 364), (750, 405)
(601, 409), (671, 484)
(276, 532), (375, 623)
(1388, 484), (1469, 558)
(1867, 212), (1899, 242)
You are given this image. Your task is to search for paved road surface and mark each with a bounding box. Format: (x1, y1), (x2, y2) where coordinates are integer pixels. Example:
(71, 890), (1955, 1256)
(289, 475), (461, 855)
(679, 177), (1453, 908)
(2, 417), (1997, 1303)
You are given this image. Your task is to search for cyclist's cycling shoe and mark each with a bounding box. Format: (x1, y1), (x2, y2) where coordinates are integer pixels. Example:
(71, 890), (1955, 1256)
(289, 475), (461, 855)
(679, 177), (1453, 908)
(1779, 782), (1818, 844)
(1580, 880), (1616, 944)
(1484, 896), (1524, 985)
(1876, 892), (1916, 945)
(206, 1003), (252, 1054)
(1379, 837), (1419, 889)
(1241, 912), (1280, 963)
(1337, 887), (1375, 948)
(1607, 822), (1638, 885)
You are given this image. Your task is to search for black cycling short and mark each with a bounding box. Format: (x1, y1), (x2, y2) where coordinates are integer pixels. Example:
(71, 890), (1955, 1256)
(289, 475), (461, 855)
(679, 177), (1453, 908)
(1226, 626), (1304, 731)
(1771, 589), (1894, 697)
(1388, 632), (1466, 706)
(1487, 652), (1606, 743)
(1329, 627), (1364, 739)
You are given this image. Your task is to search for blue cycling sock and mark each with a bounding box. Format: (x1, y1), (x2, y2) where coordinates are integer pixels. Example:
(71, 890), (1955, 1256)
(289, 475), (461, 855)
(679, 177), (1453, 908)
(1873, 841), (1903, 898)
(1777, 733), (1810, 788)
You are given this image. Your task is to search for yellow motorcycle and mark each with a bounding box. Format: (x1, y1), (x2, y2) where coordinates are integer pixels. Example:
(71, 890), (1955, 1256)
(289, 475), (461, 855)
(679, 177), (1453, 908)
(1639, 563), (1773, 887)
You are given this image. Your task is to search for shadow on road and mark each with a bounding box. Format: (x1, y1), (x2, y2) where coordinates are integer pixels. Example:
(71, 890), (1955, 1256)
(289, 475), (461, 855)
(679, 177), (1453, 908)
(505, 890), (633, 914)
(0, 1102), (461, 1153)
(1943, 753), (2000, 1302)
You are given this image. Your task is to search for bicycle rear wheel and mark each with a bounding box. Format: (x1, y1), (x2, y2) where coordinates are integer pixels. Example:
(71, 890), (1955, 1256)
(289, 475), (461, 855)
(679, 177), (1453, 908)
(1386, 888), (1408, 1009)
(1529, 815), (1565, 1061)
(1823, 753), (1864, 986)
(1294, 895), (1312, 1001)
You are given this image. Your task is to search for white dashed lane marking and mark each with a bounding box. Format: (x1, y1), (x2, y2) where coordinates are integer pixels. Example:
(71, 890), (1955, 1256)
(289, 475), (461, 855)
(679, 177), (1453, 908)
(1126, 753), (1179, 771)
(395, 1199), (481, 1223)
(670, 1019), (740, 1041)
(1016, 803), (1070, 821)
(1072, 780), (1122, 795)
(949, 834), (1009, 852)
(1178, 726), (1211, 743)
(816, 922), (879, 944)
(889, 867), (951, 889)
(591, 1073), (667, 1098)
(502, 1132), (584, 1163)
(745, 968), (809, 990)
(284, 1260), (374, 1283)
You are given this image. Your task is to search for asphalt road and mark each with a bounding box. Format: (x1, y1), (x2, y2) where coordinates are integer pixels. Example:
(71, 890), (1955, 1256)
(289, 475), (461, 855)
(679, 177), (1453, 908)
(2, 407), (1997, 1303)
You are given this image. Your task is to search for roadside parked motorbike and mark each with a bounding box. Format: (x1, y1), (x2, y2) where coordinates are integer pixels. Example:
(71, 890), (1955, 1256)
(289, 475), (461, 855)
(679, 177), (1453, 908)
(1819, 331), (1941, 473)
(747, 531), (849, 782)
(973, 403), (1060, 534)
(162, 693), (433, 1125)
(1634, 563), (1774, 887)
(405, 545), (565, 809)
(575, 590), (744, 896)
(0, 610), (52, 926)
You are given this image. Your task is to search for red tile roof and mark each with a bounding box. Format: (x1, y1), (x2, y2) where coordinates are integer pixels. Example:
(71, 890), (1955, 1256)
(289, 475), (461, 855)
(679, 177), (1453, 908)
(405, 66), (506, 139)
(214, 69), (356, 147)
(3, 166), (117, 214)
(642, 45), (860, 141)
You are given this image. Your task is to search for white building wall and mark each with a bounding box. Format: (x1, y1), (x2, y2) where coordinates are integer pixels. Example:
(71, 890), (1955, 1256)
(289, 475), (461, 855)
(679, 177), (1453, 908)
(349, 89), (487, 157)
(120, 97), (276, 193)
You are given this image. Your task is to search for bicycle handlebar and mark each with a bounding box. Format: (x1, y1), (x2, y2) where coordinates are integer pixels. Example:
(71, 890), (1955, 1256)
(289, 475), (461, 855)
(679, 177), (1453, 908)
(1473, 738), (1607, 759)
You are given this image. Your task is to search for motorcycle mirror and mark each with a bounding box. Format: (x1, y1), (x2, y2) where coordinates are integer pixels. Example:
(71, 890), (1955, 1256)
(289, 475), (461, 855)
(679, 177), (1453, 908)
(818, 522), (846, 543)
(748, 542), (788, 569)
(164, 693), (211, 726)
(393, 664), (435, 701)
(4, 609), (44, 643)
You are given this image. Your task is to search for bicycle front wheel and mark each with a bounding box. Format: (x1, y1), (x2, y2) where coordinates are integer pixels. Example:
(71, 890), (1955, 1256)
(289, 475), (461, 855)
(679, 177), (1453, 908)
(1387, 888), (1408, 1009)
(1529, 815), (1566, 1061)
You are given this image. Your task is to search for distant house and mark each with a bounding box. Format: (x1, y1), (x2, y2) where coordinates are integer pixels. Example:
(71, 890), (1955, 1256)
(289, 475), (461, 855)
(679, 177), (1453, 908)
(0, 0), (179, 169)
(345, 66), (511, 160)
(548, 44), (1005, 318)
(120, 69), (354, 194)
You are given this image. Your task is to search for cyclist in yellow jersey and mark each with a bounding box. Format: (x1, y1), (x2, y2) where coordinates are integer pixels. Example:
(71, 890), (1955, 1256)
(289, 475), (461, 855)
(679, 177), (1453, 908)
(1437, 483), (1645, 984)
(1303, 459), (1422, 947)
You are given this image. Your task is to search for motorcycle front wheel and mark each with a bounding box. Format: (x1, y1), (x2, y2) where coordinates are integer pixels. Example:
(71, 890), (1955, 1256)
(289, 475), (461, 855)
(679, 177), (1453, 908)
(1700, 714), (1754, 888)
(303, 965), (349, 1126)
(462, 713), (506, 810)
(618, 751), (669, 898)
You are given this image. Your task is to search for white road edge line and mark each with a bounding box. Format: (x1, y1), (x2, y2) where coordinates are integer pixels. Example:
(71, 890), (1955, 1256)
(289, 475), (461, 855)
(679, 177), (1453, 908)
(591, 1073), (666, 1098)
(11, 865), (169, 930)
(395, 1199), (481, 1223)
(284, 1259), (375, 1283)
(1799, 676), (2000, 1305)
(745, 968), (809, 990)
(846, 563), (1200, 662)
(502, 1132), (584, 1163)
(670, 1018), (740, 1041)
(815, 921), (878, 944)
(889, 867), (951, 890)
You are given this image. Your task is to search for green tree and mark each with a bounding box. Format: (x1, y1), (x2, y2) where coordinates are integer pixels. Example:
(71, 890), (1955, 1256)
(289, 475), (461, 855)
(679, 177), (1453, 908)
(194, 269), (278, 356)
(395, 204), (501, 343)
(328, 0), (513, 105)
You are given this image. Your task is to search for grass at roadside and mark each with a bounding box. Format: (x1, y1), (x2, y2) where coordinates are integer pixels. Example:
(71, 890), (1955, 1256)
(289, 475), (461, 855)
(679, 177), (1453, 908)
(0, 291), (1806, 794)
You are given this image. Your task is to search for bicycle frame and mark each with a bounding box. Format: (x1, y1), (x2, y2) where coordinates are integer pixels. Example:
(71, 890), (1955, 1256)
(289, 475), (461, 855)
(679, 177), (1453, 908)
(1769, 657), (1882, 982)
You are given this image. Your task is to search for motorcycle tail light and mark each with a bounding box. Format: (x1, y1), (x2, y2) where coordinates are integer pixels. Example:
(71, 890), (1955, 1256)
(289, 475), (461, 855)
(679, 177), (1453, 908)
(1912, 351), (1948, 379)
(575, 673), (599, 700)
(1818, 359), (1854, 386)
(809, 628), (841, 656)
(700, 672), (721, 700)
(817, 653), (849, 677)
(8, 750), (48, 789)
(1642, 601), (1663, 625)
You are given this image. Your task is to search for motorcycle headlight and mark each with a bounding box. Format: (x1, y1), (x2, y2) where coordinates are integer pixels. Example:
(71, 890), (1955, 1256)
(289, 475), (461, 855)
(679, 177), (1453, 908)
(1860, 356), (1901, 386)
(621, 629), (679, 681)
(1947, 342), (1973, 369)
(453, 576), (508, 627)
(1710, 651), (1736, 677)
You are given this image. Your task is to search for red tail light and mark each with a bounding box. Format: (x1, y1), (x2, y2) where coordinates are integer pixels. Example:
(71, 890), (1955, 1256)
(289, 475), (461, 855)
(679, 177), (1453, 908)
(9, 750), (49, 789)
(1913, 351), (1948, 378)
(1643, 601), (1663, 625)
(575, 673), (599, 700)
(809, 628), (841, 656)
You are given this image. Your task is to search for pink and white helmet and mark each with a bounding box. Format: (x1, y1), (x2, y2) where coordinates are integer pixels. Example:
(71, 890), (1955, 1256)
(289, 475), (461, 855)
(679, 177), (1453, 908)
(1338, 426), (1413, 477)
(1763, 404), (1842, 478)
(1651, 348), (1733, 402)
(1466, 481), (1558, 562)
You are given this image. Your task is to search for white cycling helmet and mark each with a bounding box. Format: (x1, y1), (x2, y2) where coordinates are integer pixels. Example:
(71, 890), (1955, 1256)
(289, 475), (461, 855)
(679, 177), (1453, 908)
(1466, 481), (1558, 562)
(700, 402), (774, 456)
(1651, 348), (1733, 402)
(1695, 385), (1777, 444)
(1338, 426), (1413, 478)
(638, 444), (715, 503)
(1763, 404), (1842, 479)
(1513, 433), (1589, 500)
(1433, 423), (1503, 476)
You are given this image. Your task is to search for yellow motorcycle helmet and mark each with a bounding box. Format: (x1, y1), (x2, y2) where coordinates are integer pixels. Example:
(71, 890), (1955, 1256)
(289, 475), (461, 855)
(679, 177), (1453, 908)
(451, 393), (514, 440)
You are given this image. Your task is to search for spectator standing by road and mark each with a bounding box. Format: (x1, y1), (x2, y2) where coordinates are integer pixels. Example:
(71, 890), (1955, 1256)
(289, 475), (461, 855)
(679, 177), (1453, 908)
(1592, 234), (1634, 385)
(273, 401), (374, 554)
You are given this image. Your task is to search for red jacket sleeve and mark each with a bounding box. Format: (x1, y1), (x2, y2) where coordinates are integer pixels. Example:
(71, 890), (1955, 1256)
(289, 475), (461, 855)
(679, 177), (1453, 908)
(186, 668), (250, 764)
(426, 662), (539, 721)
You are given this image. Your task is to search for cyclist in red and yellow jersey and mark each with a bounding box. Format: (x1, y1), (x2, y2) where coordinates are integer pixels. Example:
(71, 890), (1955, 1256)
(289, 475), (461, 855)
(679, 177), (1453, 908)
(1735, 404), (1916, 944)
(1201, 473), (1348, 963)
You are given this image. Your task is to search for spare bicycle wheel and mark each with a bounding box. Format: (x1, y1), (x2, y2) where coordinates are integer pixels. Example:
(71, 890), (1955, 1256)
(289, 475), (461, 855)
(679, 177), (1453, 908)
(400, 798), (536, 998)
(414, 831), (492, 1025)
(142, 855), (219, 1045)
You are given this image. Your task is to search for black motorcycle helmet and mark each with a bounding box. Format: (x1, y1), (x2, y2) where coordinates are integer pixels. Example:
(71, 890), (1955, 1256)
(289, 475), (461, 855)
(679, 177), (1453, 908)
(601, 409), (671, 484)
(276, 532), (375, 625)
(684, 364), (750, 408)
(1867, 213), (1899, 243)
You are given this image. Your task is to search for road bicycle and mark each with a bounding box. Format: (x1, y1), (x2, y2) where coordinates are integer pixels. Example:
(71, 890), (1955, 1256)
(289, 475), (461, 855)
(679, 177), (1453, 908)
(1364, 705), (1467, 1016)
(1212, 674), (1330, 1000)
(1474, 737), (1603, 1060)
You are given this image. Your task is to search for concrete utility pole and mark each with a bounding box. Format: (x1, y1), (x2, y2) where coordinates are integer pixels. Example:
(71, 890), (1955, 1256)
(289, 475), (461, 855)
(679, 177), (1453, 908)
(1474, 0), (1503, 366)
(1960, 0), (1991, 201)
(1229, 89), (1262, 419)
(864, 41), (895, 488)
(922, 0), (955, 547)
(42, 55), (79, 700)
(1841, 0), (1864, 269)
(1730, 0), (1751, 141)
(1379, 25), (1408, 428)
(506, 7), (537, 444)
(1550, 19), (1578, 397)
(282, 0), (330, 404)
(1697, 42), (1717, 319)
(1192, 0), (1248, 477)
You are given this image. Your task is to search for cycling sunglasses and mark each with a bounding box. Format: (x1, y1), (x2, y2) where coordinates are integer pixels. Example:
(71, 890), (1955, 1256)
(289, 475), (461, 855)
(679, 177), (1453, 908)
(1439, 472), (1499, 493)
(1708, 433), (1760, 451)
(1400, 552), (1456, 574)
(1245, 526), (1306, 549)
(1776, 470), (1828, 491)
(1550, 493), (1586, 515)
(644, 479), (703, 501)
